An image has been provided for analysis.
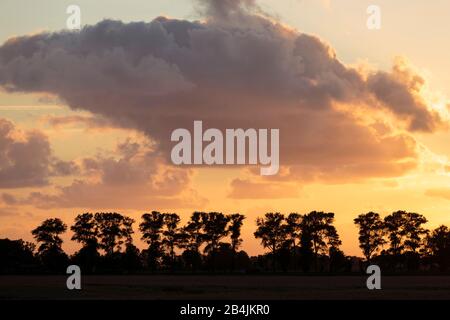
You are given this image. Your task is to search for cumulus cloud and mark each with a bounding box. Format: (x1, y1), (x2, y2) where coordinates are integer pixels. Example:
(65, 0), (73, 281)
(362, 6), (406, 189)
(367, 58), (443, 132)
(0, 118), (77, 188)
(0, 0), (444, 190)
(196, 0), (258, 19)
(3, 137), (207, 209)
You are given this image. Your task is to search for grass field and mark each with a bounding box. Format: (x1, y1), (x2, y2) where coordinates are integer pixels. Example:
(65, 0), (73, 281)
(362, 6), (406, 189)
(1, 275), (449, 300)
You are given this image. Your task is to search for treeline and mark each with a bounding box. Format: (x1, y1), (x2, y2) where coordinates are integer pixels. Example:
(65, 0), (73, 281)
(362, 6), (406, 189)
(255, 211), (450, 273)
(0, 210), (449, 274)
(1, 212), (248, 274)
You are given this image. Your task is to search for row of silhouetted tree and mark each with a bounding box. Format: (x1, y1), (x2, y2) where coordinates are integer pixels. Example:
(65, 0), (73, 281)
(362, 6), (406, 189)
(1, 210), (449, 274)
(255, 210), (450, 273)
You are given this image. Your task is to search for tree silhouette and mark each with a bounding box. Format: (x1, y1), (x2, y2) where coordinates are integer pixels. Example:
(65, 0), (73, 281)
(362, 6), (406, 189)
(71, 213), (101, 273)
(301, 211), (341, 271)
(384, 211), (428, 255)
(228, 213), (245, 271)
(254, 212), (286, 271)
(354, 212), (386, 262)
(299, 225), (314, 272)
(201, 212), (230, 255)
(284, 213), (301, 249)
(201, 212), (230, 271)
(183, 212), (204, 252)
(403, 212), (428, 253)
(31, 218), (68, 272)
(302, 211), (341, 254)
(162, 213), (183, 270)
(425, 225), (450, 271)
(71, 213), (98, 247)
(228, 213), (245, 253)
(140, 211), (165, 271)
(95, 212), (134, 256)
(180, 212), (204, 271)
(284, 213), (302, 270)
(384, 211), (405, 255)
(32, 218), (67, 254)
(122, 243), (142, 272)
(0, 239), (37, 274)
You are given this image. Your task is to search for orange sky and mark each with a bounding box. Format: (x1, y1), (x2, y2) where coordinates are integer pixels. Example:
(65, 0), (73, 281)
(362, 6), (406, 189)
(0, 0), (450, 257)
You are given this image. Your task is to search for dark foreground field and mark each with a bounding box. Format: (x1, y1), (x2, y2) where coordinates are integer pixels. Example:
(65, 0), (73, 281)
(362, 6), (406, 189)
(0, 275), (449, 300)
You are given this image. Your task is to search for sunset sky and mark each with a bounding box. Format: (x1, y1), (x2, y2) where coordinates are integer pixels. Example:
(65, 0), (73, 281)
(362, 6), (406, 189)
(1, 0), (450, 257)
